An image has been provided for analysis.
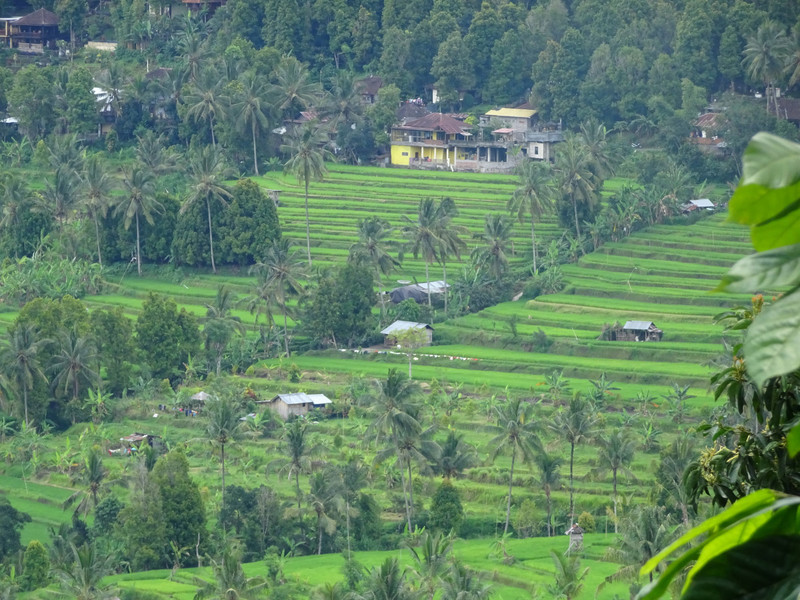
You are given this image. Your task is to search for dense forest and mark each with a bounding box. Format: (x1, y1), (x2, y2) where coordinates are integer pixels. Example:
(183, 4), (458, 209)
(2, 0), (800, 599)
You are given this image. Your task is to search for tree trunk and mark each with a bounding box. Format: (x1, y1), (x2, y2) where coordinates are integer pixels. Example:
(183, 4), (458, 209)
(569, 442), (575, 523)
(252, 120), (259, 176)
(504, 448), (516, 535)
(407, 461), (415, 524)
(304, 178), (312, 267)
(282, 307), (290, 357)
(317, 515), (323, 555)
(530, 216), (538, 274)
(398, 454), (412, 532)
(442, 260), (448, 316)
(94, 215), (103, 268)
(210, 117), (216, 147)
(613, 467), (617, 534)
(221, 442), (226, 507)
(376, 266), (387, 322)
(206, 198), (216, 274)
(23, 386), (29, 427)
(346, 500), (352, 559)
(135, 212), (142, 275)
(546, 487), (552, 537)
(295, 470), (301, 511)
(425, 259), (431, 307)
(572, 196), (582, 240)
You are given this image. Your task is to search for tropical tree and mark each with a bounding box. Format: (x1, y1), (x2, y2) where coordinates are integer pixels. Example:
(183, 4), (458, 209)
(489, 396), (542, 535)
(349, 217), (400, 320)
(319, 70), (364, 131)
(742, 21), (791, 116)
(307, 467), (345, 555)
(535, 451), (562, 537)
(282, 418), (311, 510)
(63, 448), (107, 518)
(547, 550), (589, 600)
(403, 198), (443, 307)
(203, 286), (244, 375)
(591, 429), (637, 533)
(41, 167), (79, 234)
(281, 121), (331, 267)
(232, 72), (270, 176)
(0, 325), (47, 426)
(249, 239), (305, 357)
(555, 135), (597, 240)
(79, 155), (113, 268)
(405, 531), (454, 600)
(49, 330), (98, 402)
(579, 118), (615, 180)
(269, 55), (321, 121)
(507, 160), (554, 274)
(183, 66), (228, 146)
(135, 131), (178, 177)
(194, 546), (267, 600)
(550, 395), (598, 522)
(434, 430), (477, 480)
(356, 557), (418, 600)
(115, 164), (161, 276)
(205, 395), (242, 507)
(364, 368), (422, 532)
(441, 562), (492, 600)
(51, 542), (115, 600)
(182, 146), (234, 274)
(434, 197), (468, 316)
(471, 213), (514, 279)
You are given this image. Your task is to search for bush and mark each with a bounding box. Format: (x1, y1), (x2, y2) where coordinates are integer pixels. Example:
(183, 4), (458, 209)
(428, 481), (464, 534)
(578, 511), (596, 533)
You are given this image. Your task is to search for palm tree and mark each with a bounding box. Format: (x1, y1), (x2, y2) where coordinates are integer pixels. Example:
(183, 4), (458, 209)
(269, 55), (321, 120)
(79, 155), (113, 268)
(0, 174), (29, 257)
(182, 146), (234, 274)
(535, 451), (562, 537)
(307, 467), (345, 555)
(441, 562), (492, 600)
(233, 72), (270, 176)
(550, 395), (598, 523)
(205, 395), (242, 507)
(555, 135), (597, 240)
(471, 213), (514, 280)
(41, 167), (79, 233)
(250, 239), (305, 357)
(405, 531), (453, 600)
(349, 217), (400, 320)
(0, 325), (47, 427)
(115, 165), (161, 276)
(743, 21), (791, 115)
(194, 547), (267, 600)
(51, 542), (115, 600)
(282, 418), (311, 511)
(135, 131), (178, 177)
(282, 121), (331, 267)
(489, 396), (542, 535)
(547, 550), (589, 600)
(434, 197), (468, 316)
(508, 160), (554, 274)
(579, 118), (615, 180)
(319, 70), (364, 132)
(592, 429), (637, 533)
(403, 198), (443, 307)
(340, 459), (367, 559)
(356, 557), (418, 600)
(203, 286), (244, 375)
(183, 66), (228, 146)
(364, 368), (422, 532)
(63, 449), (107, 518)
(48, 330), (98, 402)
(786, 29), (800, 90)
(434, 431), (477, 480)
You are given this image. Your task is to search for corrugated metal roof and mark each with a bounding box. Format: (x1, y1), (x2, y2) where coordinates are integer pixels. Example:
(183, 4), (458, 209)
(400, 113), (469, 135)
(690, 199), (714, 208)
(623, 321), (654, 330)
(273, 393), (314, 405)
(380, 320), (432, 335)
(485, 108), (537, 118)
(307, 394), (332, 405)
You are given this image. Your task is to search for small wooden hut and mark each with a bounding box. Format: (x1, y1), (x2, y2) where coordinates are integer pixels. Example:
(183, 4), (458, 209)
(380, 320), (433, 347)
(611, 321), (663, 342)
(257, 393), (332, 420)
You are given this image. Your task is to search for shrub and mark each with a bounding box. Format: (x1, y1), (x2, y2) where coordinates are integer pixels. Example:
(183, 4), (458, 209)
(428, 480), (464, 534)
(578, 511), (596, 533)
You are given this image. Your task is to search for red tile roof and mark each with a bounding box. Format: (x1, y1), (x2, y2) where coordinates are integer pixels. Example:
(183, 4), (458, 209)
(399, 113), (469, 135)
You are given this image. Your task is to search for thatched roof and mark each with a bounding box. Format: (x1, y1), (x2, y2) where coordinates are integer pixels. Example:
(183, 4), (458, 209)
(16, 8), (59, 26)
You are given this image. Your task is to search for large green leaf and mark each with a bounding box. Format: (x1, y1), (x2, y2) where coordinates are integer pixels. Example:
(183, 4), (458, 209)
(743, 288), (800, 386)
(717, 243), (800, 292)
(729, 133), (800, 251)
(682, 535), (800, 600)
(788, 424), (800, 458)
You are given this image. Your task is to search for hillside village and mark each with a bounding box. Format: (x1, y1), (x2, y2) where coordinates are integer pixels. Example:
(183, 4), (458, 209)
(1, 0), (800, 599)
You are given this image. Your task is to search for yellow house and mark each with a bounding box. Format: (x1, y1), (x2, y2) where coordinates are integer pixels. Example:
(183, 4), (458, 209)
(390, 113), (473, 168)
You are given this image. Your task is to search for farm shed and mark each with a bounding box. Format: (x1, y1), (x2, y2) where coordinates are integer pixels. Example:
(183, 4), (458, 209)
(389, 281), (449, 304)
(119, 433), (162, 451)
(258, 393), (332, 420)
(380, 320), (433, 347)
(682, 199), (715, 213)
(616, 321), (663, 342)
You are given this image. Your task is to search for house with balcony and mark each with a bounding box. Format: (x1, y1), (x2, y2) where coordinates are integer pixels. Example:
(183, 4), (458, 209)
(4, 8), (60, 53)
(390, 106), (564, 172)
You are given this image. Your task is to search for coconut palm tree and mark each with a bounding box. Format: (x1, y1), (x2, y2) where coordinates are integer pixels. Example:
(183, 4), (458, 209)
(356, 557), (418, 600)
(282, 418), (311, 510)
(555, 135), (597, 240)
(403, 198), (443, 308)
(63, 449), (107, 518)
(405, 531), (454, 600)
(579, 118), (615, 180)
(203, 286), (245, 375)
(269, 55), (321, 120)
(249, 239), (305, 357)
(786, 29), (800, 90)
(205, 395), (242, 507)
(135, 131), (178, 177)
(434, 430), (477, 481)
(535, 451), (562, 537)
(550, 395), (598, 523)
(183, 66), (228, 147)
(349, 217), (400, 321)
(508, 160), (554, 274)
(743, 21), (791, 116)
(471, 213), (514, 280)
(232, 72), (270, 176)
(282, 121), (331, 267)
(319, 70), (364, 131)
(307, 467), (345, 555)
(194, 547), (267, 600)
(489, 396), (542, 535)
(79, 155), (114, 268)
(0, 325), (47, 427)
(591, 429), (637, 533)
(182, 146), (234, 274)
(434, 197), (468, 316)
(441, 562), (491, 600)
(364, 368), (422, 532)
(41, 167), (79, 234)
(547, 550), (589, 600)
(48, 330), (98, 403)
(115, 164), (161, 276)
(51, 541), (115, 600)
